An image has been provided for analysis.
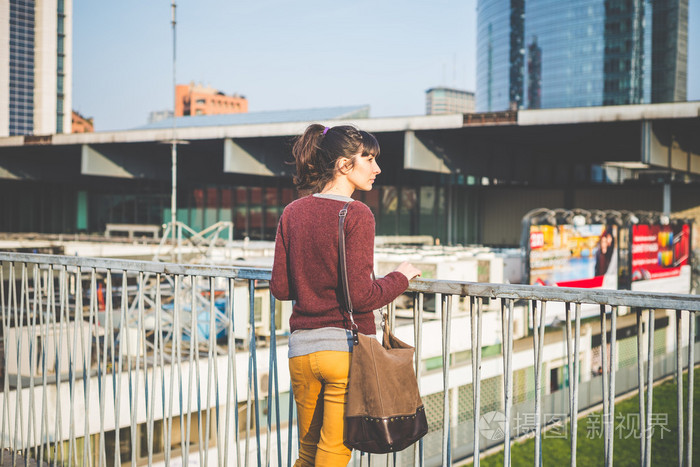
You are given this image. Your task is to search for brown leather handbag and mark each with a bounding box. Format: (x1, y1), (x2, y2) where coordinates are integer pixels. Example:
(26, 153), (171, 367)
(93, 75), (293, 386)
(337, 202), (428, 454)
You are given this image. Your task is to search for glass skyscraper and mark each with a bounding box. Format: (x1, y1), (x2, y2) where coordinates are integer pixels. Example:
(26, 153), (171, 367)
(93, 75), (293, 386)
(9, 0), (36, 135)
(1, 0), (72, 136)
(476, 0), (688, 111)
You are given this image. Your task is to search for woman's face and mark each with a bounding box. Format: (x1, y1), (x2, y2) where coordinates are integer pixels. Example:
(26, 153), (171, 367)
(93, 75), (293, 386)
(346, 152), (381, 192)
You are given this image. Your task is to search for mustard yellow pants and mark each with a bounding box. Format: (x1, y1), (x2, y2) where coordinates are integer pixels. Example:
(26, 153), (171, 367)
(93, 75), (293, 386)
(289, 351), (352, 467)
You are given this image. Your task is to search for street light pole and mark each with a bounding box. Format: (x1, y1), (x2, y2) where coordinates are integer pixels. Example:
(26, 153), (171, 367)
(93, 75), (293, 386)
(171, 1), (178, 256)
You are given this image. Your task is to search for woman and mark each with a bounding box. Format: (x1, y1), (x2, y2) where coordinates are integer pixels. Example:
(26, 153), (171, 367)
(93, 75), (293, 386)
(270, 124), (420, 466)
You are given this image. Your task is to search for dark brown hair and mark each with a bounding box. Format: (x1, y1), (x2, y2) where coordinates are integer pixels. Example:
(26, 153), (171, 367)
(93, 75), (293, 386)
(292, 124), (380, 194)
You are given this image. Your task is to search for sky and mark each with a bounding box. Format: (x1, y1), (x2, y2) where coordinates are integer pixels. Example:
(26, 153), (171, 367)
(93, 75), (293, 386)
(73, 0), (699, 132)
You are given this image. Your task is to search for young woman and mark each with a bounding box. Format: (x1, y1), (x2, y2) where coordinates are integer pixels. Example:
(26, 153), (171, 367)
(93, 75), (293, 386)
(270, 124), (420, 466)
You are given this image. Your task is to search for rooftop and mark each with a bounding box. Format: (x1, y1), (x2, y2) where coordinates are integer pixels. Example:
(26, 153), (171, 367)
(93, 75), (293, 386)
(136, 105), (371, 130)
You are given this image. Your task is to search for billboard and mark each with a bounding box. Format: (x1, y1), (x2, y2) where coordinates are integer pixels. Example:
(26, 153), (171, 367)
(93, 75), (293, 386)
(527, 223), (619, 325)
(528, 224), (618, 289)
(630, 223), (691, 293)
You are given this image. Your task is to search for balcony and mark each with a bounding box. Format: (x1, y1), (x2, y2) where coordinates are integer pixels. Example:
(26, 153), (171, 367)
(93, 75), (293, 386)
(0, 252), (697, 466)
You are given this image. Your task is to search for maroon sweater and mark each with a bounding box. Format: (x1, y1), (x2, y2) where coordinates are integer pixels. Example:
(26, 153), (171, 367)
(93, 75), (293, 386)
(270, 195), (409, 336)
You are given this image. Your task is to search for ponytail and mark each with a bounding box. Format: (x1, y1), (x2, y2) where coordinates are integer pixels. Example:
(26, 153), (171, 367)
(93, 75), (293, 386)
(292, 124), (380, 194)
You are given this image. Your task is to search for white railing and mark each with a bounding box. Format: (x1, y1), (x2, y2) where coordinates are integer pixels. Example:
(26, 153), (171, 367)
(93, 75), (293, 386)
(0, 252), (698, 466)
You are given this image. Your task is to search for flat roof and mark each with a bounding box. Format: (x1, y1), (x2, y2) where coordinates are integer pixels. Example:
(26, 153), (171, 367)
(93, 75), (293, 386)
(0, 114), (464, 147)
(518, 101), (700, 125)
(0, 102), (698, 148)
(136, 105), (371, 130)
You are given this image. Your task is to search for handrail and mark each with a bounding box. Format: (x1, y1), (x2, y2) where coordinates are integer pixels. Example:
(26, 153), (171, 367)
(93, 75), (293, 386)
(2, 252), (699, 311)
(0, 251), (697, 467)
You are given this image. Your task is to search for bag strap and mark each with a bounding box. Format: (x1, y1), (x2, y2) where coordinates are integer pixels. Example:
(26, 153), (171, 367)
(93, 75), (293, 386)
(337, 201), (360, 345)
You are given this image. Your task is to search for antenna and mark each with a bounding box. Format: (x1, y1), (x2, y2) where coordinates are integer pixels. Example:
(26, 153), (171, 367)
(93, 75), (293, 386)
(171, 1), (179, 255)
(453, 52), (457, 87)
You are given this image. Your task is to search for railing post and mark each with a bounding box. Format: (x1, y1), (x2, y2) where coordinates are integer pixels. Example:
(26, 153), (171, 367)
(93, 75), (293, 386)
(28, 264), (40, 462)
(571, 303), (581, 467)
(246, 279), (262, 467)
(268, 292), (283, 467)
(600, 304), (610, 464)
(185, 275), (198, 465)
(471, 296), (482, 466)
(645, 310), (655, 467)
(413, 292), (424, 467)
(225, 277), (242, 467)
(99, 269), (113, 467)
(564, 302), (575, 467)
(687, 310), (695, 467)
(16, 264), (27, 460)
(608, 306), (617, 466)
(676, 309), (683, 466)
(636, 307), (646, 466)
(204, 276), (216, 467)
(0, 263), (6, 465)
(167, 274), (181, 467)
(135, 271), (146, 467)
(533, 300), (546, 467)
(501, 299), (514, 467)
(441, 294), (453, 467)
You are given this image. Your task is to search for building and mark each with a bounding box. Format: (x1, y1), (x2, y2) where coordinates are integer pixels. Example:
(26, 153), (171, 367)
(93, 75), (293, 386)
(71, 110), (93, 133)
(426, 87), (476, 115)
(148, 109), (173, 125)
(527, 36), (542, 109)
(175, 82), (248, 117)
(476, 0), (688, 111)
(0, 103), (698, 248)
(0, 0), (72, 136)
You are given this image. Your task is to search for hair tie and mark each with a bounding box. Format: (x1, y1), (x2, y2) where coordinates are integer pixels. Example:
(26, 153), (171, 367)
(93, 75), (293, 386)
(322, 127), (330, 135)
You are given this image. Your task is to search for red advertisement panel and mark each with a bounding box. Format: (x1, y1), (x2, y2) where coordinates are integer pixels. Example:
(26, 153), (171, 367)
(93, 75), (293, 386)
(631, 224), (690, 282)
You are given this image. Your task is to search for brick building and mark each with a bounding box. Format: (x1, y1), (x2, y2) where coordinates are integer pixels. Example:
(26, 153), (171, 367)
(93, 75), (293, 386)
(175, 82), (248, 117)
(71, 110), (93, 133)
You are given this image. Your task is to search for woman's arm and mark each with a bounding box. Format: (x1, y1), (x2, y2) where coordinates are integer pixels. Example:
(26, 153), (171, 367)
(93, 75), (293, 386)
(270, 219), (293, 301)
(343, 205), (410, 312)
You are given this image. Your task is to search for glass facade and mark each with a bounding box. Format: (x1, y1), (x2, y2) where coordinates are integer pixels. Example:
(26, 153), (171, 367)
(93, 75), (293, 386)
(0, 177), (482, 246)
(9, 0), (36, 136)
(476, 0), (511, 111)
(476, 0), (687, 111)
(603, 0), (645, 105)
(509, 0), (525, 108)
(426, 88), (475, 114)
(651, 0), (688, 102)
(57, 0), (66, 133)
(525, 0), (605, 109)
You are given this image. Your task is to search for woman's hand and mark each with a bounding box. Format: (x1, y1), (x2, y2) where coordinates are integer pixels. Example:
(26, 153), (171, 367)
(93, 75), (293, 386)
(395, 261), (422, 281)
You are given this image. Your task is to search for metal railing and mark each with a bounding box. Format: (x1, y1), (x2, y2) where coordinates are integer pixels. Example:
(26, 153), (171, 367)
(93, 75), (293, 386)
(0, 252), (698, 466)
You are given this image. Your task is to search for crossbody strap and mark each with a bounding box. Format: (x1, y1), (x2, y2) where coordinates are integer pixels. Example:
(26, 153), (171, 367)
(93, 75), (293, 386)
(337, 201), (359, 344)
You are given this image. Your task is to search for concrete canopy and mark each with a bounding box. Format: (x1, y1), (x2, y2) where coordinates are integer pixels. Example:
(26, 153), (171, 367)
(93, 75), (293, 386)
(0, 102), (698, 183)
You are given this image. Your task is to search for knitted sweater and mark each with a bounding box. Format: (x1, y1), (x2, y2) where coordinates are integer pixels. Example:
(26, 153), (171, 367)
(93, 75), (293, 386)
(270, 195), (409, 336)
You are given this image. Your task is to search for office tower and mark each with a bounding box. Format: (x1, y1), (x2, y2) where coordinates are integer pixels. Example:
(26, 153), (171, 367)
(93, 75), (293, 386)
(527, 36), (542, 109)
(426, 87), (476, 115)
(0, 0), (72, 136)
(476, 0), (688, 111)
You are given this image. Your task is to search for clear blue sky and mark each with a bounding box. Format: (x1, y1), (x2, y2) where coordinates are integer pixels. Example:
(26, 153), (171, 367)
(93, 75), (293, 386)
(73, 0), (699, 132)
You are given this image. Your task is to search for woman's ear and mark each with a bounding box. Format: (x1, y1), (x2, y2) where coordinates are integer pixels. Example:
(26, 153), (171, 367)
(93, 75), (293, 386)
(336, 157), (352, 174)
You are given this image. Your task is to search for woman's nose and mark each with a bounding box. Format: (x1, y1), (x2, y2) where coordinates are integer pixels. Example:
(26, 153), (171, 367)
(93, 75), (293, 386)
(373, 160), (381, 174)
